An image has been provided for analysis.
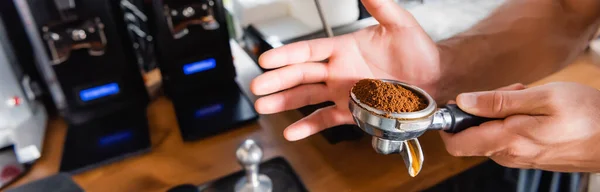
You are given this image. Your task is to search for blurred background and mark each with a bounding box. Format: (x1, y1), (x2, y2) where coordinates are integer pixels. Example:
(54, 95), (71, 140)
(0, 0), (598, 192)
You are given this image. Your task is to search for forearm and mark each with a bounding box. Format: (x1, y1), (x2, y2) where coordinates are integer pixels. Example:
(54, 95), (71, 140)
(434, 0), (600, 103)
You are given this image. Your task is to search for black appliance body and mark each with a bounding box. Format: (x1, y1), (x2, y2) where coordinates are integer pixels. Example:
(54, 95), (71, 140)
(143, 0), (257, 141)
(11, 0), (153, 173)
(12, 0), (150, 125)
(144, 0), (236, 97)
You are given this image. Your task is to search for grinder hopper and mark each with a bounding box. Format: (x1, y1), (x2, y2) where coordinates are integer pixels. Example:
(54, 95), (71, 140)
(349, 79), (494, 177)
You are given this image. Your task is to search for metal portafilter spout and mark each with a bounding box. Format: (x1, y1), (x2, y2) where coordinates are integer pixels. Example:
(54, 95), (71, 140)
(349, 79), (495, 177)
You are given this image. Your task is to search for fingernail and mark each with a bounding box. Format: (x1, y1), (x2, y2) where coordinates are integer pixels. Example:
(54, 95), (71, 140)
(254, 99), (268, 114)
(250, 80), (262, 95)
(253, 82), (269, 95)
(513, 83), (526, 89)
(284, 127), (308, 141)
(458, 93), (477, 108)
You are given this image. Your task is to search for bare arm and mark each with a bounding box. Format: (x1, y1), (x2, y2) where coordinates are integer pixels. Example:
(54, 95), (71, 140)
(434, 0), (600, 102)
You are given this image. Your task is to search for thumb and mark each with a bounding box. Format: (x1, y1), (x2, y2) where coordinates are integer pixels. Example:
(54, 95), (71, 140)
(361, 0), (420, 28)
(446, 83), (525, 105)
(456, 86), (549, 118)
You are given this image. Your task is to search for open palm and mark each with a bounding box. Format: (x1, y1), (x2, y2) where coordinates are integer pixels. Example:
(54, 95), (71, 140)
(250, 0), (440, 141)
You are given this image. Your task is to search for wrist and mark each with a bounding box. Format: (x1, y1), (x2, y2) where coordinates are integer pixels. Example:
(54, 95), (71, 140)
(432, 42), (461, 105)
(433, 33), (496, 104)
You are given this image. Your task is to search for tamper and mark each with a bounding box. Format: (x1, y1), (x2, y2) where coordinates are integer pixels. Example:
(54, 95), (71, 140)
(234, 139), (273, 192)
(349, 79), (495, 177)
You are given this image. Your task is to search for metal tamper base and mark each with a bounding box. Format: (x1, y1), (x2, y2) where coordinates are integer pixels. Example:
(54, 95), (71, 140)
(234, 139), (273, 192)
(348, 79), (437, 177)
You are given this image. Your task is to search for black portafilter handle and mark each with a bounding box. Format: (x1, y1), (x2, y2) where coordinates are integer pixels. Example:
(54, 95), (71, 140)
(443, 104), (497, 133)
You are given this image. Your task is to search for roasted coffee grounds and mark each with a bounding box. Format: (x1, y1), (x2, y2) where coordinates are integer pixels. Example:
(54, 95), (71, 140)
(352, 79), (427, 113)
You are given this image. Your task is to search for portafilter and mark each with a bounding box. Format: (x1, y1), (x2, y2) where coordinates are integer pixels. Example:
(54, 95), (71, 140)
(349, 79), (495, 177)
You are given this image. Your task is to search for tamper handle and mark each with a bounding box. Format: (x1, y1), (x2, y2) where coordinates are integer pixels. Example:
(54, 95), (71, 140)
(234, 139), (273, 192)
(443, 104), (496, 133)
(235, 139), (263, 188)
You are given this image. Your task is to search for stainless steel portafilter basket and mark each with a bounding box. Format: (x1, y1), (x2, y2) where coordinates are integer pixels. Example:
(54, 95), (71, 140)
(349, 79), (494, 177)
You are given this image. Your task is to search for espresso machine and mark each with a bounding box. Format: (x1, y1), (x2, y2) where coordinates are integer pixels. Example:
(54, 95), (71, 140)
(11, 0), (152, 172)
(0, 14), (47, 188)
(144, 0), (257, 141)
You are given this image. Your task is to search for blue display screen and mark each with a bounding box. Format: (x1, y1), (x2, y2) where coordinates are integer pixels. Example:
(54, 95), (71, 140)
(195, 103), (224, 118)
(98, 130), (133, 147)
(79, 82), (120, 102)
(183, 58), (217, 75)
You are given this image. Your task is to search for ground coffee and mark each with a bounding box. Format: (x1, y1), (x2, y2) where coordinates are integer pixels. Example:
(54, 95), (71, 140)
(352, 79), (427, 113)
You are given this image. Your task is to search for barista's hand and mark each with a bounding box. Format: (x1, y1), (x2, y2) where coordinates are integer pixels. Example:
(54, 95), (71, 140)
(441, 82), (600, 172)
(251, 0), (440, 141)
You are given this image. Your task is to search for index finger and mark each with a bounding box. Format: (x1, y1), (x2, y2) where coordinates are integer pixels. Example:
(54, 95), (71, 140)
(446, 83), (524, 105)
(496, 83), (527, 91)
(361, 0), (420, 28)
(258, 37), (336, 69)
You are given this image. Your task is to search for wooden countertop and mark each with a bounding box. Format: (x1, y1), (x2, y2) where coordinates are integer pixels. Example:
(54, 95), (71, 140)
(6, 42), (600, 192)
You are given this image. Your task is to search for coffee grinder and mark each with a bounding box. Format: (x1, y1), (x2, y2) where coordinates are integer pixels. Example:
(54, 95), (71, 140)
(12, 0), (152, 173)
(144, 0), (257, 141)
